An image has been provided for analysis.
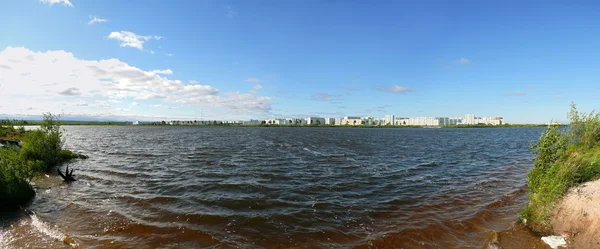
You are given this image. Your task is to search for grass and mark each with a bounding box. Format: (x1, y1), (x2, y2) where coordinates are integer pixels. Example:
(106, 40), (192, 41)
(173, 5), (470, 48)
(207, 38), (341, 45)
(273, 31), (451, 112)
(522, 103), (600, 233)
(0, 113), (79, 209)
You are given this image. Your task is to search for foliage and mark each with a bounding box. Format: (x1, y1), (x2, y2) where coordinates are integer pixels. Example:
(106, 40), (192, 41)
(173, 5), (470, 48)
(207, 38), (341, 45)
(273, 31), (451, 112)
(19, 113), (66, 171)
(522, 103), (600, 233)
(0, 146), (40, 207)
(0, 113), (79, 208)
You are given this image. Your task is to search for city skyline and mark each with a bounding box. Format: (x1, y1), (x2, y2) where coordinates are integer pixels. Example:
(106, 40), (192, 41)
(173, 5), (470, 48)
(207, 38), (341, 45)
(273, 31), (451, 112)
(2, 1), (599, 124)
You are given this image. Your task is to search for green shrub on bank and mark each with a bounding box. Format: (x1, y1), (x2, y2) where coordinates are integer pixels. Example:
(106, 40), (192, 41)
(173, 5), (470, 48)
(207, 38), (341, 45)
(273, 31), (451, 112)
(522, 103), (600, 233)
(0, 146), (40, 206)
(19, 113), (69, 171)
(0, 113), (78, 208)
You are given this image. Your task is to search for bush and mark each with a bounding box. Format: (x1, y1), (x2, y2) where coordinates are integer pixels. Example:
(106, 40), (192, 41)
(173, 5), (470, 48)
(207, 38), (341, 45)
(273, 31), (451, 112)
(522, 103), (600, 233)
(0, 146), (40, 207)
(0, 113), (79, 208)
(19, 113), (68, 171)
(57, 149), (79, 161)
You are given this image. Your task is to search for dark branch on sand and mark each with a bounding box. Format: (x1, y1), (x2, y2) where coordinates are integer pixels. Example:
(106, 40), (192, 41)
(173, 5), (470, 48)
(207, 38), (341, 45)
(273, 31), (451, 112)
(58, 165), (76, 182)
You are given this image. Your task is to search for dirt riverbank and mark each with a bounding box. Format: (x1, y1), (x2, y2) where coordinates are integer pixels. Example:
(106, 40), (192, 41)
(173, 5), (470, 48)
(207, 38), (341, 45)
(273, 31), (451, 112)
(551, 179), (600, 248)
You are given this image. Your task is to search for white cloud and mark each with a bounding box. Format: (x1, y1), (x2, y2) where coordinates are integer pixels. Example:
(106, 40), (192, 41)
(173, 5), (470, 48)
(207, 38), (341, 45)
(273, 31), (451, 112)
(0, 46), (272, 118)
(88, 16), (108, 25)
(377, 85), (412, 93)
(245, 78), (262, 83)
(165, 53), (174, 57)
(457, 58), (470, 65)
(73, 101), (89, 106)
(92, 100), (111, 108)
(225, 6), (237, 18)
(151, 104), (177, 109)
(58, 87), (81, 96)
(149, 69), (173, 75)
(107, 31), (162, 50)
(250, 84), (263, 94)
(40, 0), (73, 7)
(150, 50), (155, 55)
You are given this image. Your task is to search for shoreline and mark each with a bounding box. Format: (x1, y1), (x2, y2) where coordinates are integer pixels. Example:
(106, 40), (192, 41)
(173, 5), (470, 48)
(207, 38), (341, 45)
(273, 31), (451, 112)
(18, 123), (555, 129)
(520, 103), (600, 248)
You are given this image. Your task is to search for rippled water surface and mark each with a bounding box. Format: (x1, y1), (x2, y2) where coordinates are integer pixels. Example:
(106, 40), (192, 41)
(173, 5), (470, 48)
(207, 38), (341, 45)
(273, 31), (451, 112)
(0, 126), (549, 248)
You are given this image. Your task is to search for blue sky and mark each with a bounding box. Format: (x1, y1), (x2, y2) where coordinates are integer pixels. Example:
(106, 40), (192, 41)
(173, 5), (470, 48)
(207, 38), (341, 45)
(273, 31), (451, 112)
(0, 0), (599, 123)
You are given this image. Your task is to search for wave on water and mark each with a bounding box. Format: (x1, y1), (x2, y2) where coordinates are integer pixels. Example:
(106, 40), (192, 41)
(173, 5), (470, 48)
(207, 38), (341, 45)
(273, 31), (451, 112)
(302, 147), (321, 156)
(418, 161), (439, 167)
(0, 230), (15, 249)
(28, 211), (79, 248)
(7, 126), (545, 248)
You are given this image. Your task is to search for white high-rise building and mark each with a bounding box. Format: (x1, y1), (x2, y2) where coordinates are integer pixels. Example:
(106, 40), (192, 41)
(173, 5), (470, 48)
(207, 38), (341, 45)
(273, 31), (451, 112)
(305, 117), (325, 125)
(342, 116), (363, 126)
(384, 114), (395, 125)
(464, 114), (475, 125)
(324, 118), (335, 125)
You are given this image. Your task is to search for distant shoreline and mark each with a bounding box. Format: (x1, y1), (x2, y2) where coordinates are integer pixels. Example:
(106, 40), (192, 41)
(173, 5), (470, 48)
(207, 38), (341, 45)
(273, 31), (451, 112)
(13, 122), (558, 128)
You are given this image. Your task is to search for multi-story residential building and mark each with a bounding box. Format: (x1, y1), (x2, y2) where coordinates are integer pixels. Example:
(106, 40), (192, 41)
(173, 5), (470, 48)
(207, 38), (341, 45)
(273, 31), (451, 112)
(244, 119), (261, 125)
(324, 118), (335, 125)
(342, 116), (363, 126)
(259, 113), (504, 127)
(476, 117), (504, 125)
(334, 118), (343, 126)
(384, 114), (395, 126)
(395, 117), (408, 126)
(464, 114), (475, 125)
(305, 117), (326, 125)
(363, 116), (375, 125)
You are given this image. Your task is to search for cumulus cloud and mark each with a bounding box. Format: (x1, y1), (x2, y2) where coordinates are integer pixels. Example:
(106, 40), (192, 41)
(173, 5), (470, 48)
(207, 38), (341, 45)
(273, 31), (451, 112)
(250, 84), (263, 94)
(88, 16), (108, 25)
(108, 31), (162, 50)
(40, 0), (73, 7)
(457, 57), (470, 65)
(225, 6), (237, 18)
(377, 85), (412, 93)
(73, 101), (88, 106)
(151, 104), (177, 109)
(0, 46), (271, 118)
(58, 87), (81, 96)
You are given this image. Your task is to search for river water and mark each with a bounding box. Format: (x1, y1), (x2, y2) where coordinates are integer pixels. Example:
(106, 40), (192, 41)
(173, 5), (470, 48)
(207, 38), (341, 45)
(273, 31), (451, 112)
(0, 126), (552, 248)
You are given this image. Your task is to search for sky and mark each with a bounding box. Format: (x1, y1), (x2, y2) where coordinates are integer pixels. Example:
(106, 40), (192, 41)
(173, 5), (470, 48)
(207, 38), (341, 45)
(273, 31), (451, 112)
(1, 1), (599, 123)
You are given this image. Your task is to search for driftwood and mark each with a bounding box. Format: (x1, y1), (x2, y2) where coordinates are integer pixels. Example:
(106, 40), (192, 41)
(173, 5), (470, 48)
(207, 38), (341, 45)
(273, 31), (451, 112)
(58, 165), (76, 182)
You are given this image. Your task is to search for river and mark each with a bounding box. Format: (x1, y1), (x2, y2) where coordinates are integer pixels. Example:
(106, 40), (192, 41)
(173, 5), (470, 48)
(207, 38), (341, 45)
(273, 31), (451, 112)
(0, 126), (552, 248)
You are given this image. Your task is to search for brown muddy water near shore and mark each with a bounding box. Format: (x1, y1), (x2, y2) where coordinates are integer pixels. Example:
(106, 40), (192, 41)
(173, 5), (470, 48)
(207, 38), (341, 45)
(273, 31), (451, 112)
(0, 126), (552, 248)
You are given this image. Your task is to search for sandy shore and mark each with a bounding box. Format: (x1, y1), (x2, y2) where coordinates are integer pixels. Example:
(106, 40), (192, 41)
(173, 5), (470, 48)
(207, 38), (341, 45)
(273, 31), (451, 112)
(551, 179), (600, 248)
